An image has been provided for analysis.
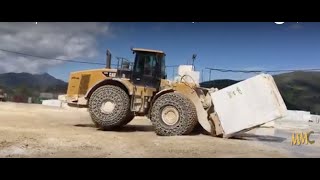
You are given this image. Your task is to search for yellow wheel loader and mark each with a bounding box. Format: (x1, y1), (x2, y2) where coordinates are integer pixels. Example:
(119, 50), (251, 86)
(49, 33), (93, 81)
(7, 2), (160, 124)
(66, 48), (287, 138)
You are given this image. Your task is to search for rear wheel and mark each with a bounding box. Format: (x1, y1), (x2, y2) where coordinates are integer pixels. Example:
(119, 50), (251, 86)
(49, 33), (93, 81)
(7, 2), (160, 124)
(150, 92), (198, 136)
(88, 85), (134, 129)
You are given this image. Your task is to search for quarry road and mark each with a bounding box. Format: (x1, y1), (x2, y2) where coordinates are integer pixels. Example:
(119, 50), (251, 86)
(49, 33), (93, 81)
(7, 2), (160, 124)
(0, 102), (318, 158)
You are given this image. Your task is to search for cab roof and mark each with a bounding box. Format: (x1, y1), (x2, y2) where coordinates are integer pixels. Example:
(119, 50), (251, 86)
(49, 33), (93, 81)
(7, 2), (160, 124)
(132, 48), (165, 54)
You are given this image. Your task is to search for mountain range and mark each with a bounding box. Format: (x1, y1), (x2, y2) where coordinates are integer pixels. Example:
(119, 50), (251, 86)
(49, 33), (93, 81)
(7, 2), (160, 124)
(0, 71), (319, 114)
(0, 72), (67, 102)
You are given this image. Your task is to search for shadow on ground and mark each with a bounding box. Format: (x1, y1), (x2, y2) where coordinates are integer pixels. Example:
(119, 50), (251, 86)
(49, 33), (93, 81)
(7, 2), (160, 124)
(74, 123), (286, 141)
(231, 133), (287, 143)
(74, 123), (208, 135)
(74, 124), (96, 128)
(74, 124), (154, 132)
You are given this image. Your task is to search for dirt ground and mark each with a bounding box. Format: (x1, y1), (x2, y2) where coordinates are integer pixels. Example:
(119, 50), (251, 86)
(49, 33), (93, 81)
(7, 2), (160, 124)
(0, 102), (319, 158)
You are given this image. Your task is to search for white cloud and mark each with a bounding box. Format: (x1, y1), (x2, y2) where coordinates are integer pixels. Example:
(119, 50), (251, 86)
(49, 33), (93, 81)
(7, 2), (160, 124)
(0, 22), (111, 74)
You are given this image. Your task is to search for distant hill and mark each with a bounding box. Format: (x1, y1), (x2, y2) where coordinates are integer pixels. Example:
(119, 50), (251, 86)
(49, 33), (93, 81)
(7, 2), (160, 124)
(0, 72), (67, 102)
(200, 71), (320, 115)
(274, 71), (320, 114)
(200, 79), (240, 89)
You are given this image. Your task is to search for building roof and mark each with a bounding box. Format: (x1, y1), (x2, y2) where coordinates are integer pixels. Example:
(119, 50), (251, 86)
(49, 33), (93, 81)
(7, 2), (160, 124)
(132, 48), (165, 54)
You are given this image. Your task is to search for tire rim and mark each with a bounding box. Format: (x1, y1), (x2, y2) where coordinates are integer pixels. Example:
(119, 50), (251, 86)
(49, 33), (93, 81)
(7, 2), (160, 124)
(161, 106), (179, 126)
(100, 101), (115, 114)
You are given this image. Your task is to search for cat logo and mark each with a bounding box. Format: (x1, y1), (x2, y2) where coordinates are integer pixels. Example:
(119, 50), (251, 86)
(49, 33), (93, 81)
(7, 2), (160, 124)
(103, 72), (116, 78)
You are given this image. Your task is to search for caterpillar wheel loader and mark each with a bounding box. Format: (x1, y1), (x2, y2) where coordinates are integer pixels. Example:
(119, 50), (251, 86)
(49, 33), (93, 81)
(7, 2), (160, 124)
(66, 48), (287, 137)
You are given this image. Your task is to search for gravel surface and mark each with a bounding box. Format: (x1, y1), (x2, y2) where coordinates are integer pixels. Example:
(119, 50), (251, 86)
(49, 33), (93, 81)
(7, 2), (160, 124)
(1, 102), (318, 158)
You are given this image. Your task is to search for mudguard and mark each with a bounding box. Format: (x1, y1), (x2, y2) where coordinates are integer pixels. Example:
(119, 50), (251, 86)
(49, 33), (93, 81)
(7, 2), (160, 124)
(85, 78), (133, 99)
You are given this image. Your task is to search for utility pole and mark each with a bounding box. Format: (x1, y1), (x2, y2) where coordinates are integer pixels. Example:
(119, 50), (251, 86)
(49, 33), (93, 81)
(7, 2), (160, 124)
(201, 69), (204, 82)
(209, 69), (212, 81)
(192, 54), (197, 71)
(172, 67), (175, 81)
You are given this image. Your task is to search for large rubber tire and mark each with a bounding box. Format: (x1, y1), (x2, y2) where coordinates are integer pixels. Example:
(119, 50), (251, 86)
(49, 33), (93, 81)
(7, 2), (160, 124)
(88, 85), (134, 129)
(150, 92), (198, 136)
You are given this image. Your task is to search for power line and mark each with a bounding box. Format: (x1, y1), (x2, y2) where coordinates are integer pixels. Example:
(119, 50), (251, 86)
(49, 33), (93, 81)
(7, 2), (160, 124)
(0, 48), (181, 69)
(206, 67), (320, 73)
(206, 68), (261, 73)
(0, 48), (114, 66)
(265, 69), (320, 72)
(2, 48), (319, 73)
(166, 65), (180, 67)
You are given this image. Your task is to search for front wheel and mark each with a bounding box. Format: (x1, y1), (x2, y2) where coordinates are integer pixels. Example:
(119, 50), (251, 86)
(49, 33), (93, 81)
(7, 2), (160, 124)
(150, 92), (198, 136)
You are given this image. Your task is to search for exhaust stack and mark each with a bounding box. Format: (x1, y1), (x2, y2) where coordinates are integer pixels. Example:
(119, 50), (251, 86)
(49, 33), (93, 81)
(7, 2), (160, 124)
(106, 49), (111, 69)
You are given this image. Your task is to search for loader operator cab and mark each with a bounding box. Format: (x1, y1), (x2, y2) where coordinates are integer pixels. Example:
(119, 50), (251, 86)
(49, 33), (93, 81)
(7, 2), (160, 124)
(131, 48), (166, 89)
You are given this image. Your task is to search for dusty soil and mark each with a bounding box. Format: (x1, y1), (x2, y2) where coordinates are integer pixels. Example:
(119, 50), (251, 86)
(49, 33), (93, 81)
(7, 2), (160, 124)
(0, 102), (315, 158)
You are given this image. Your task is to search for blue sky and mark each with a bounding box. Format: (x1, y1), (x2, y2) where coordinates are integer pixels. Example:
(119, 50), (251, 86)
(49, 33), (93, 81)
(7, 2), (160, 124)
(46, 22), (320, 82)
